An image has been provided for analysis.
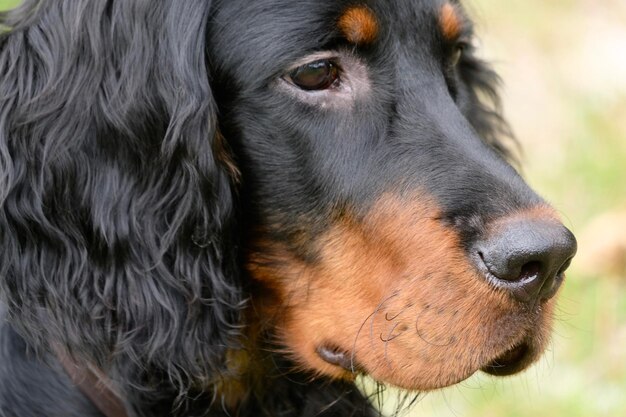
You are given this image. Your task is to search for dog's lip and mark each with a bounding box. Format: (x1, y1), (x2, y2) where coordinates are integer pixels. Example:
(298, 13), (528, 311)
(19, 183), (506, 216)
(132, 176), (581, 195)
(316, 344), (362, 373)
(481, 340), (533, 377)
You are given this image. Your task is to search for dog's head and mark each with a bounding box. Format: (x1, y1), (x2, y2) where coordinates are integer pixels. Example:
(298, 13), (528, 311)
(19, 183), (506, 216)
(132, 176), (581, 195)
(0, 0), (576, 404)
(210, 0), (577, 390)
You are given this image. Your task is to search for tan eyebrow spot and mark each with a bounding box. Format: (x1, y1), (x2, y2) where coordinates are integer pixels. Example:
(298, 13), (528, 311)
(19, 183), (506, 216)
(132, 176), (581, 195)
(338, 6), (379, 46)
(440, 3), (462, 41)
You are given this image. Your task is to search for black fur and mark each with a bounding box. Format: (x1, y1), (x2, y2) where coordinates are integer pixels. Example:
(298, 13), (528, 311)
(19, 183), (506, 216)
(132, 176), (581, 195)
(0, 1), (526, 416)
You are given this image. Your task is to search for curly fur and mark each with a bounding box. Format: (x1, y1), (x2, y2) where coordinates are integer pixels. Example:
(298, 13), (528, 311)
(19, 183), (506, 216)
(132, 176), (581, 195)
(0, 1), (525, 416)
(1, 0), (242, 411)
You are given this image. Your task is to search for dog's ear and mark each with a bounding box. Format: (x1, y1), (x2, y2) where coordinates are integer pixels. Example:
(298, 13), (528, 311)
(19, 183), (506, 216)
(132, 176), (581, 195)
(458, 46), (520, 165)
(0, 0), (241, 394)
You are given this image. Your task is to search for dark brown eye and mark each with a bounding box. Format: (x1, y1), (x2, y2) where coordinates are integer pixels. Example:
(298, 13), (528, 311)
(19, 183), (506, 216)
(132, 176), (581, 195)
(288, 59), (339, 91)
(451, 46), (462, 67)
(450, 41), (468, 67)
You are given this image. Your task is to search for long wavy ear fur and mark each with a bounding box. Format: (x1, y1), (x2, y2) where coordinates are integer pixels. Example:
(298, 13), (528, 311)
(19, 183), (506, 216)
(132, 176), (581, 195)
(458, 44), (520, 165)
(0, 0), (241, 402)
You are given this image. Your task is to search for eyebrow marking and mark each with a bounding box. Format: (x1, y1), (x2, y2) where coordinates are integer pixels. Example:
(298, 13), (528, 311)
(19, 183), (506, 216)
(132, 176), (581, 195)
(338, 5), (379, 46)
(440, 3), (462, 41)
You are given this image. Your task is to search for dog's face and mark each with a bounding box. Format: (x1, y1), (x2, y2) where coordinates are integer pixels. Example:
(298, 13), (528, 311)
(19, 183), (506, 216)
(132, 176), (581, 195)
(209, 0), (576, 390)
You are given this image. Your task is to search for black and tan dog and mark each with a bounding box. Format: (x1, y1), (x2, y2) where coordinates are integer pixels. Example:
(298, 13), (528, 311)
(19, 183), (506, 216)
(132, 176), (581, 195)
(0, 1), (576, 416)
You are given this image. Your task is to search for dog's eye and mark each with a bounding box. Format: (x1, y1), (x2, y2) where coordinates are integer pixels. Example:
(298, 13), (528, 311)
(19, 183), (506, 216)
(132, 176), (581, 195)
(287, 60), (339, 91)
(451, 47), (462, 67)
(450, 41), (468, 67)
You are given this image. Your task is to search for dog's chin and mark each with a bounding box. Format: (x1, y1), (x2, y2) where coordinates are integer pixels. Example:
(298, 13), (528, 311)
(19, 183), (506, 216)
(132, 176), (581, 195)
(480, 339), (538, 377)
(315, 335), (543, 391)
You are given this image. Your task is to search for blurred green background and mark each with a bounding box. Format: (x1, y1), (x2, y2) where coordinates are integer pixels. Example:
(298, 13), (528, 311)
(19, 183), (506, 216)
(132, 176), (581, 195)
(0, 0), (17, 11)
(1, 0), (625, 416)
(390, 1), (626, 416)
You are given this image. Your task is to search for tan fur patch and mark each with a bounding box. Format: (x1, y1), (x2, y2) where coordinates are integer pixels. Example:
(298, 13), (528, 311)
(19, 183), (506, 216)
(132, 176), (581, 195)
(213, 349), (251, 409)
(214, 130), (241, 183)
(247, 195), (558, 390)
(440, 3), (462, 41)
(338, 6), (379, 45)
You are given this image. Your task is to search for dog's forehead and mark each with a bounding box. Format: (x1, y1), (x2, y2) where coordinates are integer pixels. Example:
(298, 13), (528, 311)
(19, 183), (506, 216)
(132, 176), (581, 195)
(209, 0), (455, 77)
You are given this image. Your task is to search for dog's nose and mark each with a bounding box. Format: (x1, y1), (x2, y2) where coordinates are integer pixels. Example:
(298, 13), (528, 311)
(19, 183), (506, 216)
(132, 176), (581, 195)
(475, 218), (577, 304)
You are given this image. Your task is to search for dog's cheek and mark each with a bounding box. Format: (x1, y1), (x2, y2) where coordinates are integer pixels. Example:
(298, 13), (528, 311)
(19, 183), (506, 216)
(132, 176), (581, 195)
(277, 280), (517, 389)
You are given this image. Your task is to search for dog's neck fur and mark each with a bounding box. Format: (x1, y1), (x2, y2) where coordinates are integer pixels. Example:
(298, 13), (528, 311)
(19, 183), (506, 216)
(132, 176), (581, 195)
(55, 351), (129, 417)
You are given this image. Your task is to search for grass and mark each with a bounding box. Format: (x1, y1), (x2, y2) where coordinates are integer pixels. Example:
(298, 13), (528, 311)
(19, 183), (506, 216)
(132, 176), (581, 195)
(1, 0), (625, 416)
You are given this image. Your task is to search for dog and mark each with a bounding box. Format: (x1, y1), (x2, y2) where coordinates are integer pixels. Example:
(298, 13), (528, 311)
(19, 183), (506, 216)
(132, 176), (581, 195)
(0, 0), (577, 416)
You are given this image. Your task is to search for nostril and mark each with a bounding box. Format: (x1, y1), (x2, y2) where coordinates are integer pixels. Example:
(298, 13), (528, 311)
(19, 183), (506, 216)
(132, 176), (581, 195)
(474, 218), (577, 304)
(518, 261), (541, 283)
(478, 252), (543, 284)
(557, 257), (573, 277)
(538, 255), (574, 302)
